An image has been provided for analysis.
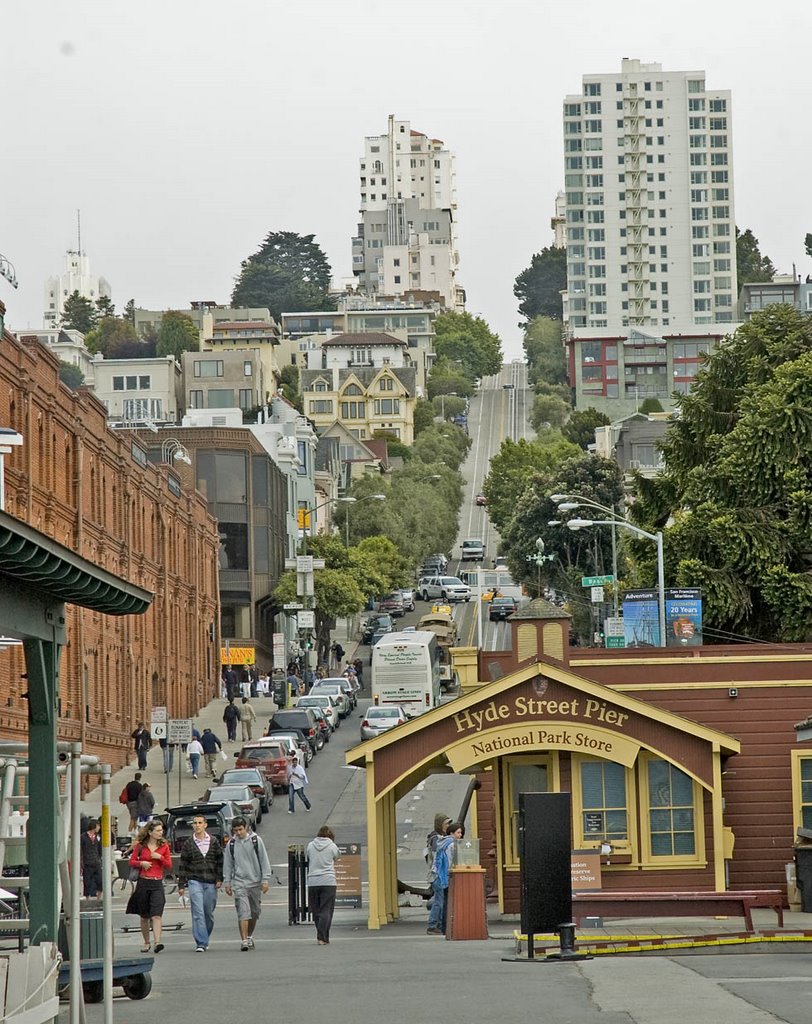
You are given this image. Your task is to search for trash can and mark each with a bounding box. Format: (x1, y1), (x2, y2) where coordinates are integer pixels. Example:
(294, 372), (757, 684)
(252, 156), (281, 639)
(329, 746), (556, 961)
(794, 845), (812, 913)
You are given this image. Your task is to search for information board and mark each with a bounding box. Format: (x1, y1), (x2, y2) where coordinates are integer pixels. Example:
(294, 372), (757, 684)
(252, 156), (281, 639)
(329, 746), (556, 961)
(335, 843), (362, 908)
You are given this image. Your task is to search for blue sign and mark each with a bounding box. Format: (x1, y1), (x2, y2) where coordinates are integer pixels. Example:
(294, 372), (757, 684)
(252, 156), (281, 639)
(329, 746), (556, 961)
(622, 590), (661, 648)
(665, 588), (702, 647)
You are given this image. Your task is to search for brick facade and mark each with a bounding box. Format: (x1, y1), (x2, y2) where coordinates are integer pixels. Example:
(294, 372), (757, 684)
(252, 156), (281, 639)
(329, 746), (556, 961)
(0, 317), (221, 772)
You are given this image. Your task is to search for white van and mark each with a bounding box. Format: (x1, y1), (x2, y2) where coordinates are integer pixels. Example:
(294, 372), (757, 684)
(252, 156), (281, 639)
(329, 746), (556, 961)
(461, 538), (485, 561)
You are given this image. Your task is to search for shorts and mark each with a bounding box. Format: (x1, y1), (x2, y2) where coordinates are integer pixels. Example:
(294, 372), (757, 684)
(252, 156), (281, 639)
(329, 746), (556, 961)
(233, 884), (262, 921)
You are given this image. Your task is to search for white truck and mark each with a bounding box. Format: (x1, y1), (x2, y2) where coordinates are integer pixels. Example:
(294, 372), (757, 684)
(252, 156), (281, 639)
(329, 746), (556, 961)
(461, 538), (485, 561)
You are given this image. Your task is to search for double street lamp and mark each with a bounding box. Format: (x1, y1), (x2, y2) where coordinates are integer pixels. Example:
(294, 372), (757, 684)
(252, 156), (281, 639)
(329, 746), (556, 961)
(550, 493), (666, 647)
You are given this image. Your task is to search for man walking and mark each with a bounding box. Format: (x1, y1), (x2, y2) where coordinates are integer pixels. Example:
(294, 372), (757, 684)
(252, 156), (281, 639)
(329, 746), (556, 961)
(177, 814), (224, 952)
(286, 755), (311, 813)
(131, 722), (152, 771)
(223, 817), (272, 950)
(223, 699), (241, 742)
(124, 772), (143, 834)
(240, 697), (257, 742)
(200, 728), (223, 780)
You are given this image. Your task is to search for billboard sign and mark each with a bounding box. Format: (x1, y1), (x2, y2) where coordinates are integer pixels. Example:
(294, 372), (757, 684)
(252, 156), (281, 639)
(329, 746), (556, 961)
(665, 588), (703, 647)
(622, 589), (661, 648)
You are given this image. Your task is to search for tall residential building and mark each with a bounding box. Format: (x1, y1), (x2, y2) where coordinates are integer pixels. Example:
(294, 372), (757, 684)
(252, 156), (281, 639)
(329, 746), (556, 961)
(563, 59), (736, 330)
(351, 115), (465, 311)
(43, 249), (111, 328)
(562, 59), (739, 415)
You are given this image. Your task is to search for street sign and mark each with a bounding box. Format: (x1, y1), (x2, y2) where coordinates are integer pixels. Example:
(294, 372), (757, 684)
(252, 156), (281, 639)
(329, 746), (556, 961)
(606, 637), (626, 648)
(151, 706), (167, 723)
(297, 610), (315, 630)
(283, 602), (304, 611)
(168, 719), (193, 744)
(296, 555), (313, 573)
(604, 616), (625, 637)
(582, 575), (614, 588)
(590, 586), (604, 603)
(150, 720), (167, 740)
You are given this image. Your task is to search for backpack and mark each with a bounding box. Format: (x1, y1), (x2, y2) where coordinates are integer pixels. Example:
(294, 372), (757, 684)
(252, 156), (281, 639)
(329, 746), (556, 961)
(229, 832), (263, 871)
(118, 786), (129, 805)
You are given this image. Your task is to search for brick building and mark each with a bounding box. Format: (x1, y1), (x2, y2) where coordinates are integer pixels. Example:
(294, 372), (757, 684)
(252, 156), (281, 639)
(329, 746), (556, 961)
(0, 306), (220, 770)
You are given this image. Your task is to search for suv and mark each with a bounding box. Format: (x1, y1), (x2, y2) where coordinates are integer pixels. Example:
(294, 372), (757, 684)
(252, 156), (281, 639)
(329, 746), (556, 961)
(164, 802), (232, 854)
(461, 539), (485, 562)
(361, 613), (393, 644)
(419, 575), (471, 603)
(378, 592), (405, 617)
(267, 709), (323, 755)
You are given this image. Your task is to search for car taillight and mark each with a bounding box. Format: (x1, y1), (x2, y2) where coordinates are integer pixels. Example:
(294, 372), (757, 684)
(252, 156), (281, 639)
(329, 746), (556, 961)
(361, 720), (369, 729)
(307, 728), (315, 736)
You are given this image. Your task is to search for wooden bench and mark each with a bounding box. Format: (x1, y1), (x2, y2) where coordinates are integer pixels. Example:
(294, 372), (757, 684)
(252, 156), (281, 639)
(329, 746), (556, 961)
(572, 890), (784, 932)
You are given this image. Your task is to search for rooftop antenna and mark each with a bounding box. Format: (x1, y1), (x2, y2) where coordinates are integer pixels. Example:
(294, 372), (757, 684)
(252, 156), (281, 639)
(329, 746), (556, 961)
(77, 209), (82, 255)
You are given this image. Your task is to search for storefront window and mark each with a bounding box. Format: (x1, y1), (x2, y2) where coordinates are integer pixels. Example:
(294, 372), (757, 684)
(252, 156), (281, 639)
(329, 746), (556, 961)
(578, 760), (629, 844)
(643, 757), (698, 858)
(791, 752), (812, 832)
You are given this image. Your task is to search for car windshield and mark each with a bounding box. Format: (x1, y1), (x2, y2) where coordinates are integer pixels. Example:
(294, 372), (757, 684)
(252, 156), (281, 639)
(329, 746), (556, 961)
(244, 744), (284, 757)
(441, 577), (463, 586)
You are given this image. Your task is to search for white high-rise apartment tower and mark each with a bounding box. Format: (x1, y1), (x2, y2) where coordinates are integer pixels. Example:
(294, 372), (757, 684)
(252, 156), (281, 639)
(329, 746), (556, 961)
(351, 115), (464, 310)
(563, 59), (736, 331)
(43, 248), (111, 328)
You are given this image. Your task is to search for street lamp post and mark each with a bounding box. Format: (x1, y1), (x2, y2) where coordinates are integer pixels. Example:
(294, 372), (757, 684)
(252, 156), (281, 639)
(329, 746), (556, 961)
(552, 495), (624, 616)
(337, 493), (386, 547)
(160, 438), (192, 465)
(565, 517), (665, 647)
(525, 538), (556, 598)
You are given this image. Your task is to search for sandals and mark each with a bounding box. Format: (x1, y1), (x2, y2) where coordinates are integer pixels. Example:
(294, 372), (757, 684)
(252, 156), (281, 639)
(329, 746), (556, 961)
(141, 944), (150, 952)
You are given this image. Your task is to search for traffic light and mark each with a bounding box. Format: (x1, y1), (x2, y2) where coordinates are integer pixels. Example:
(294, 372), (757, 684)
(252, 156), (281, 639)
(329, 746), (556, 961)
(304, 634), (314, 651)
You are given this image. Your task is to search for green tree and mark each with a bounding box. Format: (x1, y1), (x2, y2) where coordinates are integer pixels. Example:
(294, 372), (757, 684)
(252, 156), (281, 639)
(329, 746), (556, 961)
(633, 304), (812, 641)
(412, 422), (471, 472)
(371, 430), (411, 460)
(427, 357), (473, 399)
(736, 227), (776, 292)
(523, 316), (567, 385)
(85, 316), (144, 357)
(58, 361), (84, 389)
(561, 408), (611, 450)
(433, 311), (502, 380)
(413, 398), (435, 436)
(482, 436), (581, 534)
(156, 311), (199, 360)
(432, 395), (466, 421)
(231, 230), (333, 320)
(639, 397), (664, 414)
(95, 295), (115, 319)
(124, 298), (136, 325)
(278, 364), (302, 411)
(60, 291), (97, 333)
(514, 247), (567, 323)
(530, 393), (570, 432)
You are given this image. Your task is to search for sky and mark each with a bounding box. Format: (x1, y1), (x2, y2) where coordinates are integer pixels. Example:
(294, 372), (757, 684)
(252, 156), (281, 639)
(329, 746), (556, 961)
(4, 1), (812, 359)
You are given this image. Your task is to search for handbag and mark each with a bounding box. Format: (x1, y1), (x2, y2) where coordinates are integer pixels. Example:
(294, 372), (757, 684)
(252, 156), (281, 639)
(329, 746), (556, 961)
(128, 845), (141, 883)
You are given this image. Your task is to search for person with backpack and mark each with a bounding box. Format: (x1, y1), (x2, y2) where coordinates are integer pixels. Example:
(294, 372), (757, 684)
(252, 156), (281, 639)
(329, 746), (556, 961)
(222, 699), (241, 742)
(425, 814), (451, 934)
(223, 817), (272, 951)
(120, 772), (143, 835)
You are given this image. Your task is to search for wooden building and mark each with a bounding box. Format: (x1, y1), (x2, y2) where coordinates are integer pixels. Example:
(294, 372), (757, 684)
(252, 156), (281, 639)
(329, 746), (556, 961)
(347, 598), (812, 928)
(0, 307), (221, 771)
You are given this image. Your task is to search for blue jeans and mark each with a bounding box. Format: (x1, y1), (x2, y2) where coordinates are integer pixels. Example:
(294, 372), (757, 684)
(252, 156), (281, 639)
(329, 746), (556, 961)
(187, 879), (218, 948)
(188, 753), (200, 776)
(288, 786), (311, 812)
(427, 877), (444, 930)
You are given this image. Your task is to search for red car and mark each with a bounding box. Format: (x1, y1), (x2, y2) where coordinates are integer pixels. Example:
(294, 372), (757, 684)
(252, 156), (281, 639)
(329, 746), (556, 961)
(475, 493), (486, 506)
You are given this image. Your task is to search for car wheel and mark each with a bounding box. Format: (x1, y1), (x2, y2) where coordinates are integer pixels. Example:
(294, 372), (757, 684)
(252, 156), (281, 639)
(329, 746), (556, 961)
(256, 808), (262, 825)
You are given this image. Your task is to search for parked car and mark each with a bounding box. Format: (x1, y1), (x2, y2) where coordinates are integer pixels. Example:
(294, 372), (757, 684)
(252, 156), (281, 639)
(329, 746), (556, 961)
(233, 742), (289, 792)
(361, 614), (394, 644)
(164, 802), (234, 854)
(360, 705), (409, 740)
(419, 575), (471, 603)
(296, 694), (341, 731)
(397, 587), (416, 612)
(475, 493), (487, 507)
(306, 683), (350, 719)
(217, 766), (273, 811)
(313, 676), (357, 710)
(378, 593), (405, 617)
(489, 596), (519, 621)
(301, 703), (331, 743)
(202, 784), (261, 827)
(262, 733), (312, 770)
(267, 709), (323, 755)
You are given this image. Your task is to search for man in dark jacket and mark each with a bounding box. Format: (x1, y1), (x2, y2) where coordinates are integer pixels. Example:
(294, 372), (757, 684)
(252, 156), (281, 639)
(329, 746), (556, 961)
(200, 728), (223, 779)
(222, 699), (241, 742)
(131, 722), (151, 770)
(80, 819), (102, 897)
(177, 814), (224, 952)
